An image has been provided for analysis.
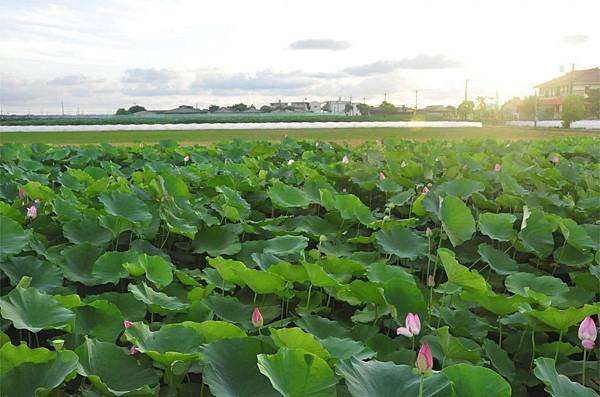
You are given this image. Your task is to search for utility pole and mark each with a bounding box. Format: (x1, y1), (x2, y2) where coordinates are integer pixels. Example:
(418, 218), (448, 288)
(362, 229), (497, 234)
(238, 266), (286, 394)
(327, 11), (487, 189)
(534, 89), (538, 129)
(384, 92), (387, 102)
(464, 79), (470, 102)
(414, 89), (418, 116)
(61, 100), (64, 116)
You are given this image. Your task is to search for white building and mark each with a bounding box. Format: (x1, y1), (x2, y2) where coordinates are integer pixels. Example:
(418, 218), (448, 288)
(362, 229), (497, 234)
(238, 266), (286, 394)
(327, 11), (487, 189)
(323, 100), (360, 115)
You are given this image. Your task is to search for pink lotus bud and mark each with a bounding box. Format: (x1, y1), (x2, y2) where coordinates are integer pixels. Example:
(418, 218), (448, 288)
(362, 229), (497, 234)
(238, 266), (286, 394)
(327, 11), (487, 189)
(415, 344), (433, 374)
(396, 312), (421, 337)
(427, 274), (435, 287)
(342, 155), (349, 164)
(378, 172), (386, 180)
(252, 307), (263, 328)
(18, 187), (26, 200)
(130, 345), (138, 355)
(123, 320), (133, 329)
(26, 205), (37, 219)
(494, 163), (502, 172)
(422, 186), (429, 194)
(183, 155), (190, 162)
(287, 159), (295, 165)
(578, 316), (597, 350)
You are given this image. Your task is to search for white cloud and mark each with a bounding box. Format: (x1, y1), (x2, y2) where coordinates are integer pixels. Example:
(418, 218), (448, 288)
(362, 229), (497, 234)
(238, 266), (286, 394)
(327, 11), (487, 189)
(289, 39), (351, 51)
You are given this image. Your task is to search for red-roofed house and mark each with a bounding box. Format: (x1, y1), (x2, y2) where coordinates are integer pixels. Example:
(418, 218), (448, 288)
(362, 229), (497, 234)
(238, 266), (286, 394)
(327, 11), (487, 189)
(535, 67), (600, 118)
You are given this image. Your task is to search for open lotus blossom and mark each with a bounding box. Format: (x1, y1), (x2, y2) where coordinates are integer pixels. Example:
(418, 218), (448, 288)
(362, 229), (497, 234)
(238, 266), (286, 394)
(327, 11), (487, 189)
(396, 312), (421, 337)
(18, 186), (26, 200)
(287, 159), (295, 165)
(378, 172), (386, 180)
(252, 307), (263, 328)
(422, 186), (430, 194)
(130, 345), (138, 355)
(415, 343), (433, 374)
(494, 163), (502, 172)
(342, 155), (349, 164)
(26, 205), (37, 219)
(578, 316), (597, 350)
(123, 320), (133, 329)
(183, 155), (190, 162)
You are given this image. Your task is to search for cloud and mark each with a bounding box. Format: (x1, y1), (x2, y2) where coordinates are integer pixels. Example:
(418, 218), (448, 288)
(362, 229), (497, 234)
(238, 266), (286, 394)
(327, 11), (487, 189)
(47, 74), (90, 86)
(289, 39), (351, 51)
(192, 70), (317, 94)
(561, 34), (589, 45)
(121, 68), (185, 96)
(344, 54), (460, 76)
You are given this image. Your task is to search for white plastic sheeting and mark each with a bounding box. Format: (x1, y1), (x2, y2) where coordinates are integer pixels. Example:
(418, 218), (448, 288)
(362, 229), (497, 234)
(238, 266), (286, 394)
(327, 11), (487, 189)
(506, 120), (600, 130)
(0, 121), (482, 132)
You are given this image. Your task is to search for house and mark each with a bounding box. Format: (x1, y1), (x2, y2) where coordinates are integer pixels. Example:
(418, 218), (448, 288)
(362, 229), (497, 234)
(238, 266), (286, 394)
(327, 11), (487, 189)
(308, 101), (322, 113)
(270, 100), (288, 110)
(323, 100), (360, 115)
(290, 102), (310, 112)
(535, 67), (600, 119)
(160, 105), (204, 114)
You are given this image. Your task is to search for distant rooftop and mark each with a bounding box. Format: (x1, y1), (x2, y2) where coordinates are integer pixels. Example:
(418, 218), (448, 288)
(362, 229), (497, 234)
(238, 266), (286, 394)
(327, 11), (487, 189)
(535, 67), (600, 88)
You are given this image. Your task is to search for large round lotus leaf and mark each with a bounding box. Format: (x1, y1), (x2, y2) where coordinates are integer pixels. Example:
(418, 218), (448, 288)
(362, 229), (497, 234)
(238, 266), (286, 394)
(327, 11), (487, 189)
(178, 320), (246, 343)
(345, 280), (386, 306)
(99, 191), (153, 223)
(478, 213), (517, 242)
(435, 326), (481, 362)
(477, 244), (519, 275)
(124, 322), (204, 366)
(284, 216), (337, 237)
(72, 300), (125, 342)
(0, 256), (63, 292)
(333, 193), (376, 226)
(202, 295), (280, 329)
(460, 290), (526, 316)
(92, 250), (137, 285)
(208, 256), (248, 286)
(268, 182), (312, 208)
(268, 262), (309, 283)
(518, 208), (555, 258)
(319, 337), (375, 361)
(558, 218), (594, 251)
(0, 343), (78, 397)
(192, 225), (241, 257)
(59, 243), (104, 286)
(483, 339), (516, 382)
(75, 338), (160, 396)
(85, 291), (147, 321)
(376, 225), (427, 260)
(203, 337), (280, 397)
(505, 272), (568, 299)
(63, 217), (113, 245)
(439, 178), (485, 198)
(128, 282), (189, 313)
(264, 235), (309, 256)
(553, 244), (594, 265)
(294, 315), (351, 340)
(0, 215), (31, 256)
(269, 327), (330, 359)
(525, 304), (600, 331)
(0, 287), (74, 332)
(533, 357), (598, 397)
(442, 363), (511, 397)
(240, 268), (287, 295)
(257, 348), (337, 397)
(138, 254), (173, 289)
(383, 276), (427, 321)
(440, 195), (476, 247)
(302, 262), (340, 288)
(22, 181), (56, 200)
(438, 248), (488, 293)
(337, 357), (453, 397)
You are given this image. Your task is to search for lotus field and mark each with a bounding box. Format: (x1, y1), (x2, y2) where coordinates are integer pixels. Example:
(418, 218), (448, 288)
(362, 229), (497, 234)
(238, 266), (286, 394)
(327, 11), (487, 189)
(1, 137), (600, 397)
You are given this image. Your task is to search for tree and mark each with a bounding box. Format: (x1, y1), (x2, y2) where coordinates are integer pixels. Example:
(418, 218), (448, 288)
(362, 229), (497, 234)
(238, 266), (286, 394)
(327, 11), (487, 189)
(561, 95), (585, 128)
(229, 103), (248, 112)
(517, 96), (538, 120)
(260, 105), (273, 113)
(380, 101), (395, 117)
(457, 100), (474, 120)
(208, 105), (220, 113)
(344, 103), (353, 115)
(115, 108), (129, 116)
(586, 88), (600, 119)
(127, 105), (146, 113)
(357, 103), (370, 116)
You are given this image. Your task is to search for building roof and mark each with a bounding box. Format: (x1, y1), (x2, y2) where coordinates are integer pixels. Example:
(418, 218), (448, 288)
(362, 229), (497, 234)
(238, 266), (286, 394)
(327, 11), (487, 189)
(535, 67), (600, 88)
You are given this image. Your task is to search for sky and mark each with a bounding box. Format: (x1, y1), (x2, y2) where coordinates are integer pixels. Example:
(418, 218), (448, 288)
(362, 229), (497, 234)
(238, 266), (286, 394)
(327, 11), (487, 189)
(0, 0), (598, 114)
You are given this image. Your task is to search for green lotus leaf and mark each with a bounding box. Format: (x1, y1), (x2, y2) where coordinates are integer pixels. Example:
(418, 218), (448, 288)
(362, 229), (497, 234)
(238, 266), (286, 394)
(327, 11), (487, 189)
(295, 315), (351, 340)
(337, 357), (453, 397)
(438, 248), (488, 293)
(92, 250), (137, 285)
(75, 338), (160, 396)
(208, 256), (248, 286)
(124, 322), (204, 366)
(533, 357), (599, 397)
(241, 268), (287, 294)
(0, 343), (78, 397)
(86, 291), (147, 321)
(333, 193), (376, 226)
(203, 337), (280, 397)
(192, 225), (241, 257)
(320, 256), (365, 276)
(202, 294), (280, 329)
(376, 225), (428, 260)
(440, 195), (476, 247)
(518, 208), (555, 258)
(383, 276), (427, 321)
(269, 327), (330, 359)
(0, 215), (31, 256)
(128, 282), (189, 313)
(319, 337), (375, 361)
(22, 181), (56, 200)
(477, 244), (519, 275)
(388, 190), (413, 206)
(553, 244), (594, 266)
(483, 339), (516, 381)
(264, 235), (309, 256)
(59, 242), (104, 286)
(302, 262), (341, 288)
(525, 304), (600, 331)
(268, 262), (309, 283)
(346, 280), (387, 307)
(436, 326), (481, 362)
(137, 254), (173, 289)
(439, 177), (485, 198)
(505, 272), (568, 301)
(460, 290), (527, 315)
(178, 320), (246, 343)
(0, 287), (74, 332)
(478, 213), (516, 242)
(257, 347), (337, 397)
(72, 300), (125, 342)
(0, 256), (63, 292)
(268, 181), (312, 208)
(63, 217), (113, 245)
(285, 216), (337, 237)
(558, 218), (594, 251)
(99, 191), (153, 224)
(442, 363), (511, 397)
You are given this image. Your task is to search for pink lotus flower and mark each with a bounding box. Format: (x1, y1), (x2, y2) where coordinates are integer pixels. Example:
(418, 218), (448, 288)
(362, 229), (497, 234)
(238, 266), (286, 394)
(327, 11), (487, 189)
(422, 186), (429, 194)
(396, 312), (421, 337)
(18, 187), (26, 200)
(578, 316), (597, 350)
(130, 345), (138, 355)
(26, 205), (37, 219)
(183, 155), (190, 162)
(123, 320), (133, 329)
(342, 155), (349, 164)
(494, 163), (502, 172)
(378, 172), (386, 180)
(415, 343), (433, 374)
(252, 307), (263, 328)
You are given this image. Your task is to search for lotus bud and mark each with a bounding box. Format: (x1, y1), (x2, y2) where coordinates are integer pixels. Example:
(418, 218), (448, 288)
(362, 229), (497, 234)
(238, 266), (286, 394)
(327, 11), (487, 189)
(494, 163), (502, 172)
(130, 345), (138, 355)
(287, 159), (295, 165)
(378, 172), (386, 180)
(415, 344), (433, 374)
(578, 316), (597, 350)
(383, 215), (390, 222)
(51, 339), (64, 351)
(425, 227), (432, 237)
(18, 186), (26, 200)
(252, 307), (263, 328)
(183, 155), (190, 162)
(342, 155), (349, 164)
(427, 274), (435, 287)
(123, 320), (133, 329)
(422, 186), (429, 194)
(26, 205), (37, 219)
